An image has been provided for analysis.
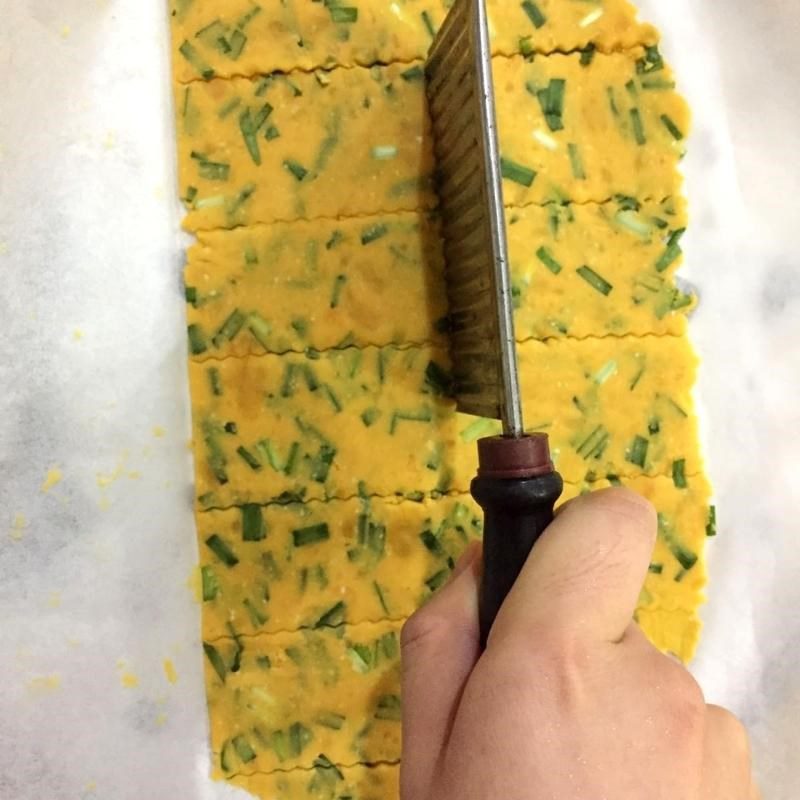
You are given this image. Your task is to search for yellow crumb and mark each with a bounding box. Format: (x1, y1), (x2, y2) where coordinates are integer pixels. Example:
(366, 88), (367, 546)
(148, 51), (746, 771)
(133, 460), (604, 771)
(27, 674), (61, 693)
(187, 567), (202, 604)
(60, 25), (71, 38)
(155, 712), (168, 726)
(127, 471), (142, 480)
(154, 185), (165, 200)
(41, 467), (63, 493)
(47, 592), (61, 609)
(103, 131), (116, 150)
(85, 780), (97, 792)
(152, 426), (166, 438)
(73, 328), (84, 341)
(163, 659), (178, 685)
(0, 241), (7, 255)
(9, 513), (26, 541)
(120, 672), (139, 689)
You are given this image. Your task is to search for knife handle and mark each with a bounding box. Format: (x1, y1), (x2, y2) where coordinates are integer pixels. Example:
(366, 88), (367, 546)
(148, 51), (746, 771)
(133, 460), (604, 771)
(470, 435), (563, 649)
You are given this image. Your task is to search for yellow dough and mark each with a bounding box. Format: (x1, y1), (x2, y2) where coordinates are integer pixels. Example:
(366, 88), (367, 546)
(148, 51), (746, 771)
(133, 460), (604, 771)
(196, 495), (483, 639)
(185, 212), (448, 357)
(176, 64), (435, 231)
(189, 335), (700, 508)
(170, 0), (656, 82)
(203, 619), (403, 776)
(229, 761), (399, 800)
(494, 49), (690, 206)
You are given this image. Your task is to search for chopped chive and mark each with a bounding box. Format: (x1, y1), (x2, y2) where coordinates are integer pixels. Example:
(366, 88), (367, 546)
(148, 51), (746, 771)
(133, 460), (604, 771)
(627, 435), (649, 468)
(321, 384), (342, 413)
(536, 245), (563, 274)
(576, 265), (613, 295)
(625, 78), (638, 97)
(706, 506), (717, 537)
(212, 308), (245, 347)
(360, 407), (380, 427)
(263, 124), (280, 140)
(289, 723), (313, 757)
(243, 596), (268, 628)
(629, 367), (645, 391)
(567, 142), (586, 180)
(330, 274), (347, 308)
(641, 77), (676, 90)
(593, 360), (618, 385)
(521, 0), (546, 28)
(239, 109), (262, 166)
(424, 360), (452, 396)
(615, 209), (653, 238)
(187, 324), (207, 355)
(648, 417), (661, 435)
(203, 642), (227, 681)
(228, 182), (256, 216)
(316, 712), (345, 730)
(283, 159), (308, 181)
(247, 311), (271, 349)
(420, 529), (444, 556)
(630, 108), (647, 145)
(500, 156), (536, 187)
(271, 730), (288, 762)
(314, 600), (346, 629)
(183, 185), (198, 205)
(236, 445), (261, 471)
(579, 43), (596, 66)
(347, 643), (372, 673)
(536, 79), (566, 132)
(420, 10), (436, 37)
(636, 45), (664, 74)
(375, 693), (402, 721)
(218, 97), (241, 119)
(648, 563), (664, 574)
(361, 223), (388, 244)
(329, 6), (358, 22)
(390, 408), (433, 434)
(227, 29), (247, 60)
(575, 425), (610, 460)
(310, 443), (337, 483)
(425, 569), (449, 592)
(400, 64), (424, 81)
(606, 474), (622, 486)
(661, 114), (684, 140)
(669, 541), (697, 571)
(655, 228), (685, 271)
(232, 734), (256, 764)
(325, 230), (343, 250)
(607, 86), (620, 117)
(371, 144), (398, 160)
(201, 565), (220, 601)
(223, 421), (237, 434)
(672, 459), (687, 489)
(373, 581), (390, 614)
(178, 40), (215, 79)
(205, 534), (238, 567)
(293, 522), (330, 548)
(241, 504), (266, 541)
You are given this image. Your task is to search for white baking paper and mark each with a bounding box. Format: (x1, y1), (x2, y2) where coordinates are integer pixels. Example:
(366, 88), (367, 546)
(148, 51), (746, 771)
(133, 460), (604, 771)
(0, 1), (798, 798)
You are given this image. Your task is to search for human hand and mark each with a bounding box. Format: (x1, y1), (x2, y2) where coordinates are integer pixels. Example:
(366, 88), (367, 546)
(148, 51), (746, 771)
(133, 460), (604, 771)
(401, 488), (758, 800)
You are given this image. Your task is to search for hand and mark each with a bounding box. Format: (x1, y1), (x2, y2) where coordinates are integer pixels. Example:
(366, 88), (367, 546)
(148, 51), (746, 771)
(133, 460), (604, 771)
(401, 488), (758, 800)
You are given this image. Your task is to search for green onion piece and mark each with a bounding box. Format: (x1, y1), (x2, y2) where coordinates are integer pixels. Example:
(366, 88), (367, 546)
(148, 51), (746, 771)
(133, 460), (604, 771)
(329, 6), (358, 23)
(575, 425), (610, 460)
(228, 182), (256, 216)
(371, 144), (398, 160)
(579, 44), (596, 66)
(232, 735), (256, 764)
(536, 245), (563, 274)
(576, 265), (613, 295)
(567, 143), (586, 180)
(239, 109), (261, 165)
(361, 223), (388, 244)
(201, 565), (220, 601)
(672, 459), (688, 489)
(205, 534), (239, 567)
(347, 643), (372, 673)
(425, 569), (449, 592)
(519, 35), (534, 57)
(271, 730), (288, 762)
(641, 77), (676, 90)
(420, 529), (444, 555)
(536, 79), (566, 132)
(247, 311), (271, 349)
(400, 65), (424, 81)
(316, 712), (345, 730)
(218, 97), (241, 119)
(655, 228), (685, 271)
(227, 29), (247, 60)
(521, 0), (546, 28)
(360, 407), (380, 427)
(310, 443), (337, 482)
(421, 10), (436, 37)
(187, 324), (207, 355)
(178, 40), (215, 79)
(321, 384), (342, 413)
(292, 522), (330, 548)
(212, 309), (245, 347)
(636, 45), (664, 74)
(390, 408), (433, 434)
(236, 445), (261, 471)
(706, 506), (717, 538)
(373, 581), (390, 614)
(607, 86), (620, 116)
(314, 601), (346, 629)
(648, 563), (664, 574)
(264, 124), (280, 140)
(669, 541), (698, 571)
(330, 274), (347, 308)
(243, 596), (268, 628)
(375, 694), (402, 721)
(630, 108), (647, 145)
(424, 360), (452, 396)
(615, 209), (653, 239)
(198, 159), (230, 181)
(203, 642), (227, 681)
(283, 159), (308, 181)
(627, 435), (649, 467)
(289, 722), (313, 756)
(500, 156), (536, 187)
(241, 504), (266, 541)
(661, 114), (684, 140)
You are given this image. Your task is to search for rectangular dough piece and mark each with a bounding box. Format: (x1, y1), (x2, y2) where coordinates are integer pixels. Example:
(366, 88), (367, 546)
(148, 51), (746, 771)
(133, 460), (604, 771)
(169, 0), (657, 82)
(508, 196), (692, 340)
(196, 495), (482, 639)
(203, 620), (403, 777)
(494, 48), (690, 206)
(190, 336), (700, 509)
(185, 212), (447, 358)
(176, 64), (435, 231)
(229, 761), (399, 800)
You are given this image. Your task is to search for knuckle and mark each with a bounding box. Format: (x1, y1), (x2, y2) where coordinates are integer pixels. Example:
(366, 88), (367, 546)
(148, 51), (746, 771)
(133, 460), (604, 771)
(658, 661), (707, 733)
(709, 706), (751, 756)
(400, 606), (444, 653)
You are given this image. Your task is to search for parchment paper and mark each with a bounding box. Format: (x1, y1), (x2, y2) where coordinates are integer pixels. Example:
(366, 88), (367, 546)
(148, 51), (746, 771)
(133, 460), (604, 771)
(1, 1), (798, 798)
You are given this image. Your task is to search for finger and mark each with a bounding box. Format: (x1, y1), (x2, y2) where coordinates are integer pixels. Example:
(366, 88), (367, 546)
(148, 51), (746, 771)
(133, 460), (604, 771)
(701, 705), (753, 799)
(400, 543), (481, 799)
(489, 487), (656, 647)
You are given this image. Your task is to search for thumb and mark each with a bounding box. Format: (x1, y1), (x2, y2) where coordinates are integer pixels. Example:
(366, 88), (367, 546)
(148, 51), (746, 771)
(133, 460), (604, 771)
(400, 542), (482, 799)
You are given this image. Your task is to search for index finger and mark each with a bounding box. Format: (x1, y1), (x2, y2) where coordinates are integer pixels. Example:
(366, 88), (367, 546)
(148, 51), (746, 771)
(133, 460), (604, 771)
(488, 487), (657, 648)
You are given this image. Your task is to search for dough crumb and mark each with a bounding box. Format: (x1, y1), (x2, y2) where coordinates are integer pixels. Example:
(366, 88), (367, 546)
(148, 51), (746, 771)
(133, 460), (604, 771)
(163, 658), (178, 684)
(9, 513), (26, 541)
(27, 674), (61, 693)
(60, 25), (71, 39)
(152, 426), (166, 438)
(73, 328), (84, 341)
(41, 467), (63, 493)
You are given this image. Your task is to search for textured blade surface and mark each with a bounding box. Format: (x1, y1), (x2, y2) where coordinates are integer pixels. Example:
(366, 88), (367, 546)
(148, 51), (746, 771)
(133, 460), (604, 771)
(425, 0), (523, 436)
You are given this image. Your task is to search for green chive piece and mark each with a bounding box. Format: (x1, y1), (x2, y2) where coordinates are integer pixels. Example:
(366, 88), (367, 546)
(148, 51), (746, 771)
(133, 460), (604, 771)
(178, 40), (215, 79)
(706, 506), (717, 538)
(424, 360), (453, 396)
(630, 108), (647, 145)
(579, 44), (596, 66)
(217, 97), (241, 119)
(316, 712), (345, 730)
(521, 0), (546, 29)
(271, 730), (288, 762)
(500, 156), (536, 187)
(321, 384), (342, 413)
(264, 123), (280, 140)
(575, 425), (610, 460)
(636, 45), (664, 75)
(420, 10), (436, 37)
(400, 65), (424, 82)
(292, 522), (330, 548)
(576, 265), (613, 295)
(247, 311), (271, 349)
(568, 143), (586, 180)
(648, 563), (664, 574)
(375, 694), (402, 721)
(425, 569), (449, 592)
(203, 642), (227, 681)
(205, 534), (239, 567)
(607, 86), (620, 116)
(187, 324), (207, 355)
(232, 735), (256, 763)
(310, 443), (337, 483)
(519, 35), (534, 58)
(236, 445), (261, 471)
(672, 459), (688, 489)
(330, 274), (347, 308)
(371, 144), (398, 160)
(361, 223), (388, 244)
(390, 408), (433, 434)
(185, 285), (198, 306)
(536, 79), (566, 132)
(373, 581), (390, 614)
(655, 228), (685, 272)
(314, 601), (346, 629)
(212, 309), (245, 347)
(201, 565), (220, 601)
(329, 6), (358, 23)
(360, 407), (380, 427)
(536, 245), (563, 274)
(239, 109), (262, 166)
(289, 722), (313, 756)
(661, 114), (684, 140)
(283, 159), (308, 181)
(627, 435), (649, 468)
(241, 504), (266, 541)
(227, 29), (247, 60)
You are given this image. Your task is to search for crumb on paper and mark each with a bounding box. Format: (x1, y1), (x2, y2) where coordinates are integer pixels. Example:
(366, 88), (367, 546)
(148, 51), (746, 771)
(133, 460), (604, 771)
(73, 328), (84, 341)
(60, 25), (71, 38)
(154, 185), (165, 200)
(187, 567), (202, 604)
(103, 131), (116, 150)
(116, 659), (139, 688)
(9, 513), (26, 541)
(155, 711), (168, 727)
(47, 592), (61, 609)
(27, 674), (61, 693)
(163, 659), (178, 685)
(0, 241), (7, 255)
(41, 467), (63, 493)
(85, 780), (97, 793)
(152, 426), (166, 438)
